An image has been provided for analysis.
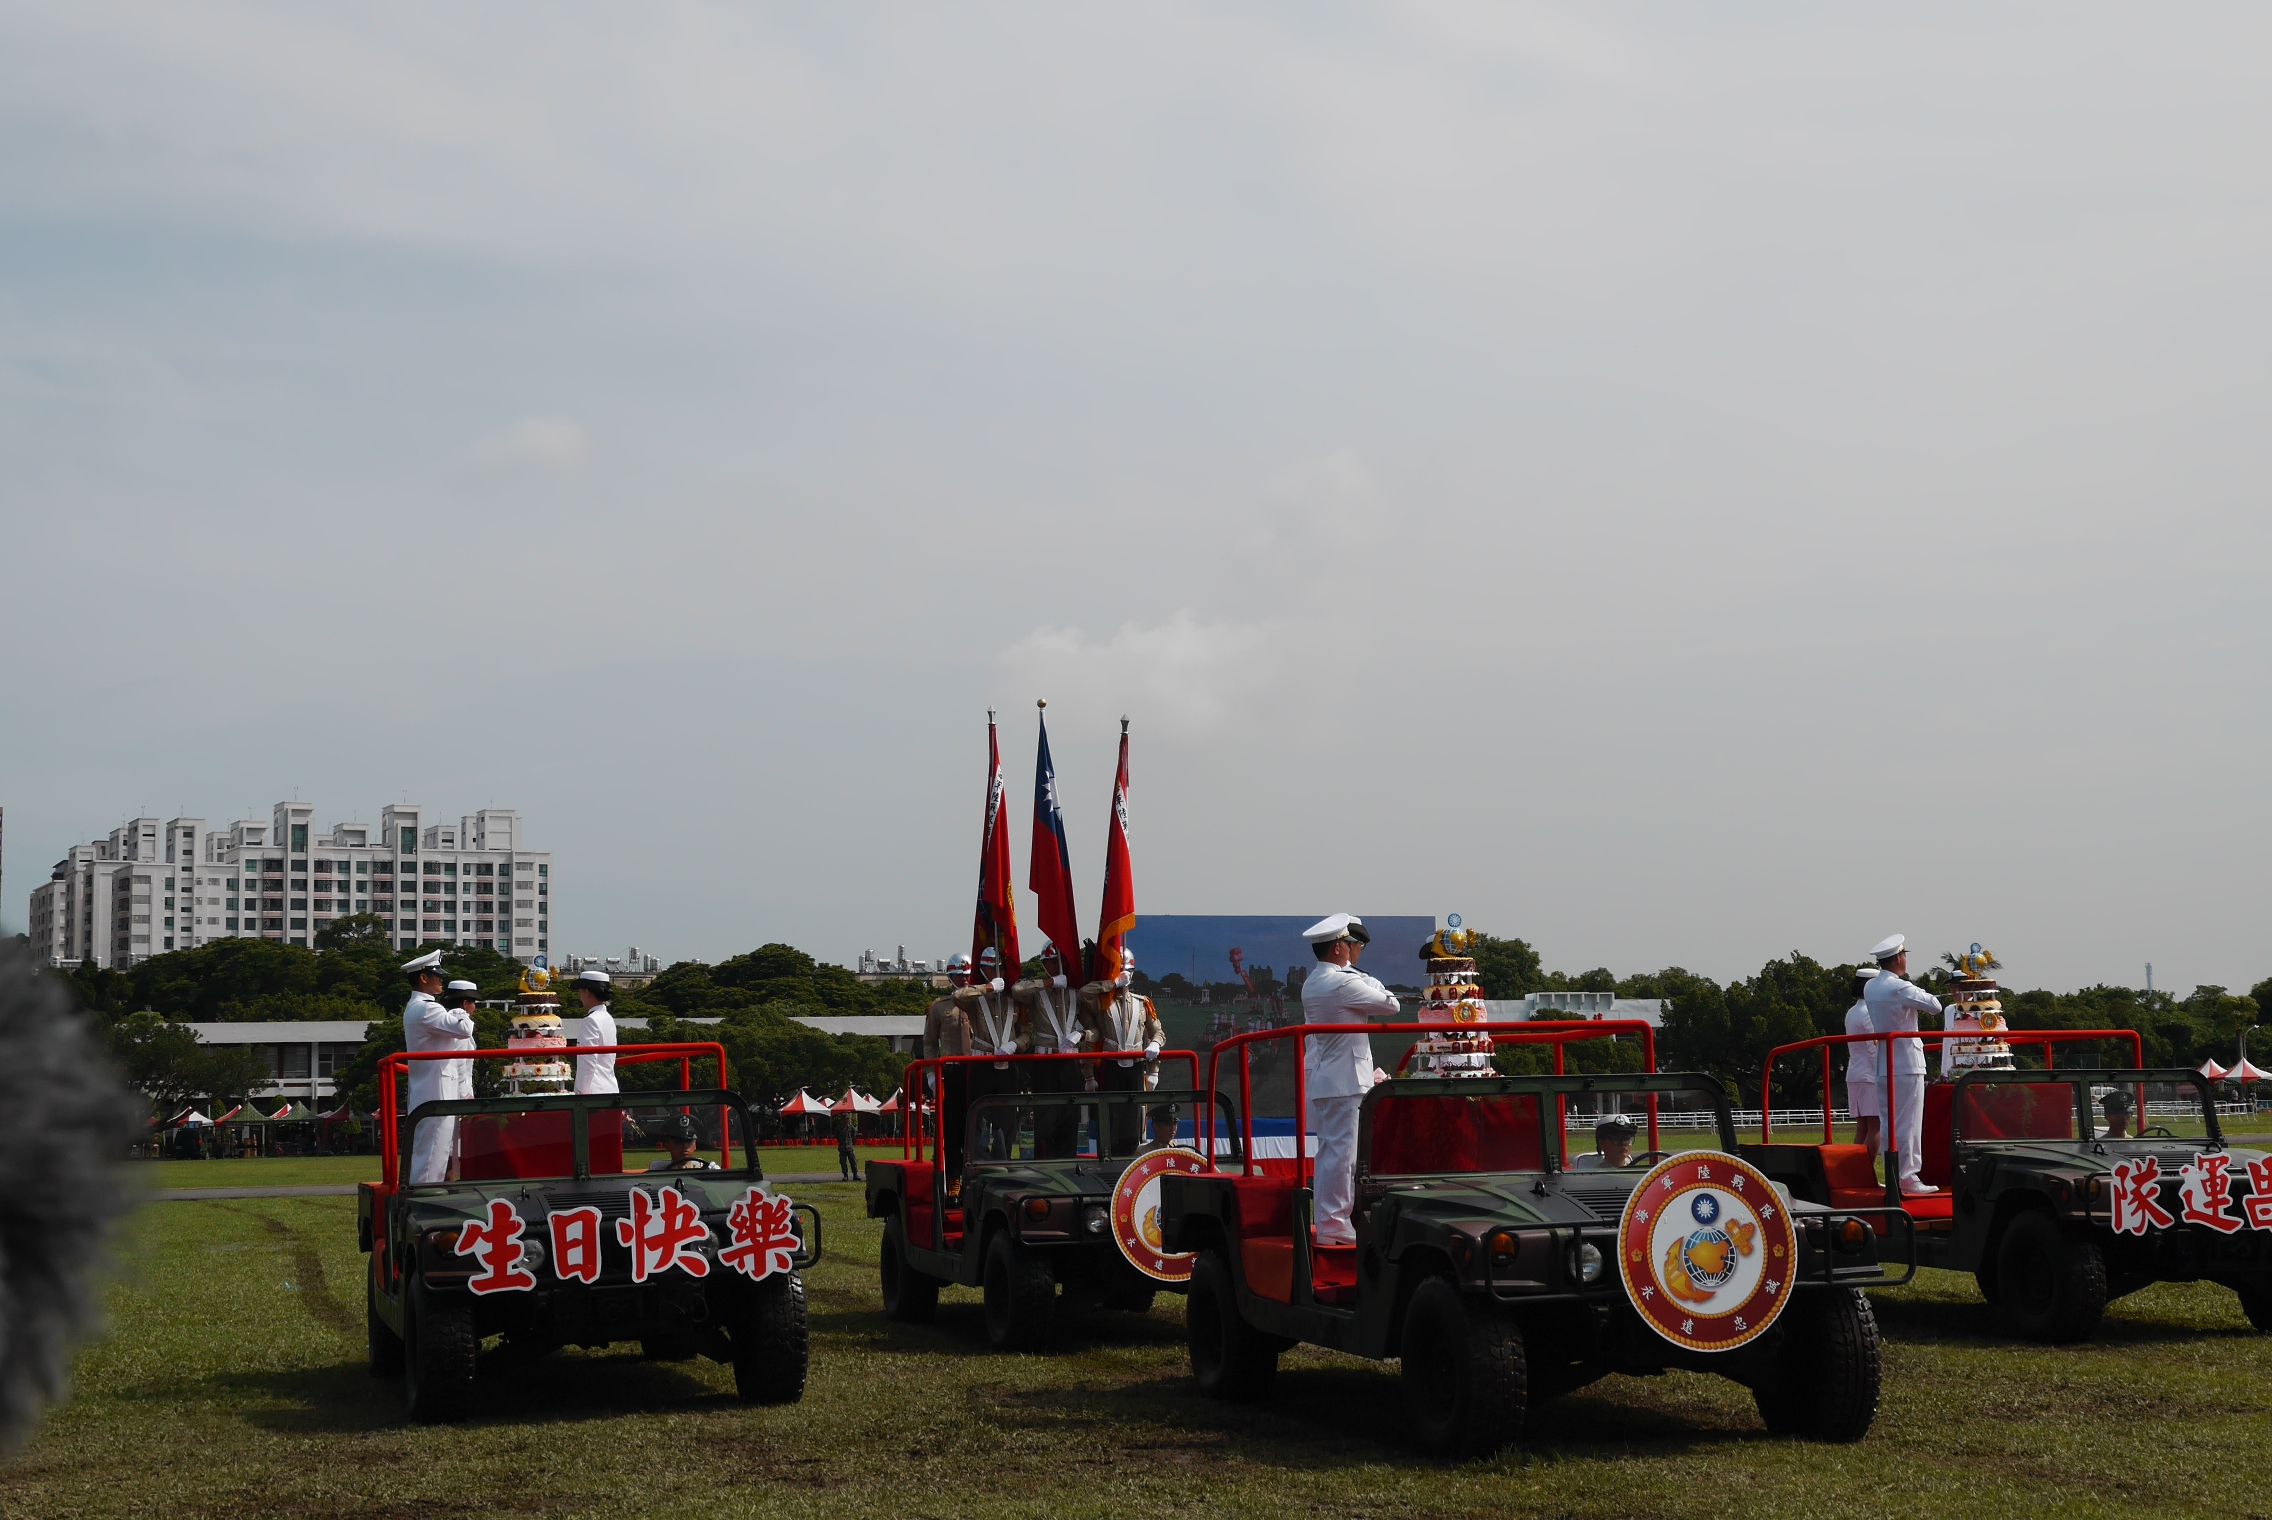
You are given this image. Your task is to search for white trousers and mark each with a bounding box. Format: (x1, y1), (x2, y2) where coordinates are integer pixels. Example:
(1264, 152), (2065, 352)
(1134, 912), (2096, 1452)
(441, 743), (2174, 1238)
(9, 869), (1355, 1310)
(409, 1114), (457, 1185)
(1308, 1093), (1362, 1245)
(1847, 1080), (1882, 1129)
(1885, 1069), (1926, 1183)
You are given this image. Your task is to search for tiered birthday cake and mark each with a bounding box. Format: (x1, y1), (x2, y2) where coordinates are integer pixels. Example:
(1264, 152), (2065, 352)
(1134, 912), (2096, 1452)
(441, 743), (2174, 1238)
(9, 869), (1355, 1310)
(1410, 928), (1495, 1077)
(502, 966), (574, 1095)
(1942, 942), (2015, 1075)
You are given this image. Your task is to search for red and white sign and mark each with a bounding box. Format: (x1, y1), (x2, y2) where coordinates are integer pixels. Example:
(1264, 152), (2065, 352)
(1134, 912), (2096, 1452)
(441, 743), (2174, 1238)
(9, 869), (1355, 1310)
(449, 1186), (800, 1296)
(1617, 1150), (1797, 1354)
(1111, 1147), (1207, 1283)
(2113, 1152), (2272, 1236)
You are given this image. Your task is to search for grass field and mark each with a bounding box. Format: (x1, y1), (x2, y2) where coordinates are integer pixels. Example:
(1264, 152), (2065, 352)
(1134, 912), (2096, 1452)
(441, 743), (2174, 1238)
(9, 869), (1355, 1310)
(10, 1181), (2272, 1520)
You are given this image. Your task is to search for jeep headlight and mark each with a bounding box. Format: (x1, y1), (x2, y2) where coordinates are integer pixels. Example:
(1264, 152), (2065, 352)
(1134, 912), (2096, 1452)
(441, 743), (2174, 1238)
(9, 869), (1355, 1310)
(1570, 1241), (1605, 1284)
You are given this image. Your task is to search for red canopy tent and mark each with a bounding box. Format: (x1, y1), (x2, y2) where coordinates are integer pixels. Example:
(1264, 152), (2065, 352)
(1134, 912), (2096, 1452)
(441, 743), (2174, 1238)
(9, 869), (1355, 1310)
(777, 1088), (830, 1141)
(2198, 1058), (2230, 1082)
(2227, 1057), (2271, 1084)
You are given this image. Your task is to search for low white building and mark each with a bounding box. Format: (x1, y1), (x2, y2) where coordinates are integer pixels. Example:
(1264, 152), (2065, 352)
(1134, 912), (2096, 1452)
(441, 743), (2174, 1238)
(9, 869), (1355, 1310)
(180, 1021), (375, 1102)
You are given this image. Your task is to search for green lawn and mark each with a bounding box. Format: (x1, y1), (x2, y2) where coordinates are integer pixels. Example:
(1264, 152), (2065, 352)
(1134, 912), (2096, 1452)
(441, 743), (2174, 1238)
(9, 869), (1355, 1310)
(11, 1184), (2270, 1520)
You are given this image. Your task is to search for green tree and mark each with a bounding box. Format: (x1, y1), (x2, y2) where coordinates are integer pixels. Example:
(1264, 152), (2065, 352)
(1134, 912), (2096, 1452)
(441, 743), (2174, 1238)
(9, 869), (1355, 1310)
(106, 1011), (274, 1113)
(1471, 934), (1544, 999)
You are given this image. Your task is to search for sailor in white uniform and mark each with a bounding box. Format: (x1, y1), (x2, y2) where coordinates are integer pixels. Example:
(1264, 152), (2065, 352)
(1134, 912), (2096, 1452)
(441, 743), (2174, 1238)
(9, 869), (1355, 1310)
(572, 970), (619, 1095)
(1298, 913), (1400, 1246)
(1862, 933), (1943, 1195)
(1845, 965), (1884, 1160)
(401, 950), (475, 1185)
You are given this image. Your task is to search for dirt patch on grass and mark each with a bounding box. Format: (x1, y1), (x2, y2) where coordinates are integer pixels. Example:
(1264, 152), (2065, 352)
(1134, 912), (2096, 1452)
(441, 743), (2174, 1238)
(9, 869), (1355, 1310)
(213, 1201), (355, 1337)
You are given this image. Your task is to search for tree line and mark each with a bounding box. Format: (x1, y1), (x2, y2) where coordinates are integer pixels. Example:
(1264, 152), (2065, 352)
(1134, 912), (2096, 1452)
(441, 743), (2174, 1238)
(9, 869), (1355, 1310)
(43, 918), (2268, 1114)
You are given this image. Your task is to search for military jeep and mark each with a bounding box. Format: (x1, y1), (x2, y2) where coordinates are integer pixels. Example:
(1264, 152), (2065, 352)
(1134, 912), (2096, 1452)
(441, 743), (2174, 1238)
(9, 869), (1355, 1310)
(1158, 1022), (1910, 1457)
(361, 1043), (818, 1422)
(1747, 1039), (2272, 1343)
(865, 1051), (1217, 1349)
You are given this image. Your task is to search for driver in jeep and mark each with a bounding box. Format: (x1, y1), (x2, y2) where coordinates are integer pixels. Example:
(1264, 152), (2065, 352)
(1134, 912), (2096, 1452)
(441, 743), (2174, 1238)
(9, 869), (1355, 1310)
(1569, 1114), (1638, 1170)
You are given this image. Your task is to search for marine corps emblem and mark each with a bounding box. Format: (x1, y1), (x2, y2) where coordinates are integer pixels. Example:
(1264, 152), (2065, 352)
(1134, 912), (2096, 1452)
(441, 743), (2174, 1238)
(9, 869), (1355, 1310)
(1617, 1149), (1797, 1352)
(1110, 1147), (1207, 1282)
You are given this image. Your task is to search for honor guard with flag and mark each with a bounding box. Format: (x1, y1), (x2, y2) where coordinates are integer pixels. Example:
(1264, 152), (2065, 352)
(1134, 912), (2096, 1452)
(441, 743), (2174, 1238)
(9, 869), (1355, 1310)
(1081, 941), (1163, 1153)
(1020, 703), (1090, 1158)
(1299, 914), (1400, 1246)
(401, 949), (475, 1185)
(1014, 942), (1091, 1157)
(925, 954), (976, 1176)
(964, 712), (1023, 1160)
(1863, 933), (1943, 1195)
(954, 947), (1020, 1159)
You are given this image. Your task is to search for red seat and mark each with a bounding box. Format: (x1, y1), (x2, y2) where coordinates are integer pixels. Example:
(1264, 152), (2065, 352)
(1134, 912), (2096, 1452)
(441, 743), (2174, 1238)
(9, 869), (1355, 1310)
(1919, 1083), (1954, 1188)
(1370, 1093), (1542, 1175)
(1240, 1238), (1359, 1305)
(456, 1111), (622, 1181)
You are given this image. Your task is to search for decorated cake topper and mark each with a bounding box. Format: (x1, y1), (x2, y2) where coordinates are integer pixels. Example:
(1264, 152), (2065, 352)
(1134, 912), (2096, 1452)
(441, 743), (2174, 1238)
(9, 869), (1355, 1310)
(518, 964), (555, 996)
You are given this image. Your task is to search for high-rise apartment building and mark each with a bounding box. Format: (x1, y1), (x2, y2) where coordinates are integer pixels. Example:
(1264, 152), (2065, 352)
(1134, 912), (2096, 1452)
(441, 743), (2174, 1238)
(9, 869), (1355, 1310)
(27, 801), (552, 969)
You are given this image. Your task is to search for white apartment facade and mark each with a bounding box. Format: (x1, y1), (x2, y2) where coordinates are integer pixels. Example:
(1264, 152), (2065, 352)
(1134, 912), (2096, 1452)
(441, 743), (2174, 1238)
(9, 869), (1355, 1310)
(27, 801), (552, 969)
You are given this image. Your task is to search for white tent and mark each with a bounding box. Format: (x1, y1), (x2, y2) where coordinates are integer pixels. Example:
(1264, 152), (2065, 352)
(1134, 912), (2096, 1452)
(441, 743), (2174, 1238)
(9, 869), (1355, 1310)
(778, 1089), (830, 1116)
(174, 1109), (213, 1128)
(2198, 1057), (2230, 1081)
(830, 1086), (883, 1115)
(2228, 1057), (2271, 1084)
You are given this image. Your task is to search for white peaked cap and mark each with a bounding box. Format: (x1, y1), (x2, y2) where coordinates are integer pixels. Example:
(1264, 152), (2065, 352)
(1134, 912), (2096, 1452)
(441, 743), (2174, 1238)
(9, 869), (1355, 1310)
(401, 948), (444, 974)
(575, 968), (612, 985)
(1303, 912), (1367, 945)
(1870, 934), (1905, 962)
(1856, 965), (1881, 982)
(445, 979), (479, 992)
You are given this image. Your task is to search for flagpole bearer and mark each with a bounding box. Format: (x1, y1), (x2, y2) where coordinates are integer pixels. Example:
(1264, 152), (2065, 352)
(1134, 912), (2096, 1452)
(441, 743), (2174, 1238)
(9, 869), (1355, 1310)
(1019, 699), (1092, 1159)
(959, 709), (1024, 1162)
(1081, 717), (1156, 1150)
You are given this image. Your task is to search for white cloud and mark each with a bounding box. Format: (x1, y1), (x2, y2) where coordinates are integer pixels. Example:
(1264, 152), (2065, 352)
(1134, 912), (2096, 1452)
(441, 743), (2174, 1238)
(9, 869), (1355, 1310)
(468, 417), (589, 475)
(997, 611), (1299, 740)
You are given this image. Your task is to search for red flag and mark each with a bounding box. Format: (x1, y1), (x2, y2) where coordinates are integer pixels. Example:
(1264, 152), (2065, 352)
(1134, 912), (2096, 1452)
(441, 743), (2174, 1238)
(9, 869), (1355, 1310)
(1093, 718), (1135, 983)
(1028, 704), (1081, 974)
(971, 713), (1021, 975)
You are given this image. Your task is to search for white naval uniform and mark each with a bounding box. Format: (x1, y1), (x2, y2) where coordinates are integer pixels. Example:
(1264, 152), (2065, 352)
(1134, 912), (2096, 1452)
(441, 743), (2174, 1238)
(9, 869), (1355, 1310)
(575, 1002), (620, 1095)
(1843, 995), (1883, 1132)
(1300, 960), (1400, 1245)
(1864, 972), (1941, 1186)
(403, 991), (476, 1185)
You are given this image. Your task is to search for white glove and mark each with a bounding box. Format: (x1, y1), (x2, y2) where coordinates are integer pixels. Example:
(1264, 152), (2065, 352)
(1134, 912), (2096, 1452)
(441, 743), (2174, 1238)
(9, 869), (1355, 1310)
(989, 977), (1006, 994)
(1049, 974), (1067, 990)
(1114, 972), (1131, 989)
(1083, 1076), (1099, 1093)
(1143, 1042), (1161, 1060)
(1371, 1067), (1390, 1086)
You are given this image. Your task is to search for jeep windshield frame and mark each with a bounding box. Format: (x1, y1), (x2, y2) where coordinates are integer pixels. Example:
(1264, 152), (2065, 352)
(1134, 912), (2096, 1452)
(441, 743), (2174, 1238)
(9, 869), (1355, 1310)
(1357, 1071), (1736, 1183)
(395, 1087), (764, 1188)
(1947, 1066), (2226, 1151)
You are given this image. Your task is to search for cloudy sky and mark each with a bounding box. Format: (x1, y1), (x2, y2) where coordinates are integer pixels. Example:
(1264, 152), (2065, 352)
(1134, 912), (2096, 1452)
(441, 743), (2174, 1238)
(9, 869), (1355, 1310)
(4, 4), (2267, 993)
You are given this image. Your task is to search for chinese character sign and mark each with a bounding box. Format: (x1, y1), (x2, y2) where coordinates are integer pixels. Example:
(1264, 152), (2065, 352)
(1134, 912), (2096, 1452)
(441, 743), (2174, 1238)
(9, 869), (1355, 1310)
(2109, 1152), (2272, 1236)
(453, 1198), (538, 1294)
(449, 1187), (800, 1296)
(719, 1191), (800, 1282)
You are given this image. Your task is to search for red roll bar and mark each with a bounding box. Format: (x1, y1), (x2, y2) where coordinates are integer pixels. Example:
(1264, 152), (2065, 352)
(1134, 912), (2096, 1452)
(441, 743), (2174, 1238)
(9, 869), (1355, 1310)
(896, 1049), (1204, 1164)
(1756, 1028), (2147, 1161)
(1205, 1019), (1660, 1178)
(377, 1041), (731, 1188)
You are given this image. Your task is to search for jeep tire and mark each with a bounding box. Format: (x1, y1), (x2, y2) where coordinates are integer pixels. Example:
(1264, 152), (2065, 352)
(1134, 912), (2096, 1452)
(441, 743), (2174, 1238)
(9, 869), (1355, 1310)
(881, 1217), (940, 1323)
(1400, 1274), (1527, 1457)
(403, 1277), (477, 1423)
(1187, 1249), (1280, 1401)
(982, 1232), (1055, 1352)
(730, 1272), (809, 1404)
(1996, 1209), (2106, 1343)
(366, 1260), (403, 1378)
(1752, 1287), (1881, 1441)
